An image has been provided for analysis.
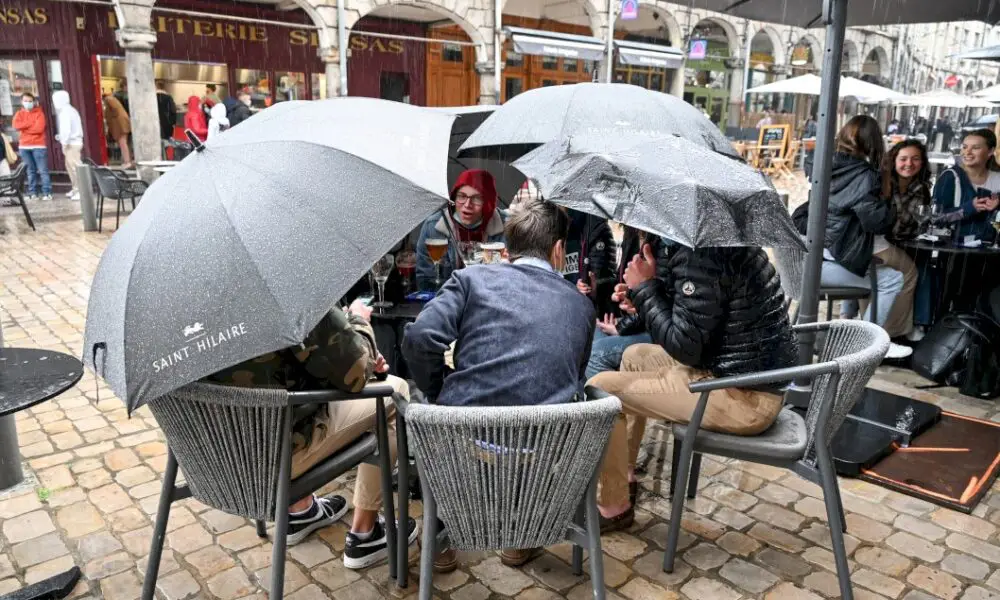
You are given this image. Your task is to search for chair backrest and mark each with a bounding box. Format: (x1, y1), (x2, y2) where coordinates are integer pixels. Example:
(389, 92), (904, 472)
(148, 382), (291, 520)
(772, 241), (806, 302)
(803, 320), (889, 456)
(0, 163), (26, 195)
(93, 167), (122, 197)
(405, 395), (621, 551)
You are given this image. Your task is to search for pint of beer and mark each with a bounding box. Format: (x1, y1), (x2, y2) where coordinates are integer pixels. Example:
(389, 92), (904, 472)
(481, 242), (506, 264)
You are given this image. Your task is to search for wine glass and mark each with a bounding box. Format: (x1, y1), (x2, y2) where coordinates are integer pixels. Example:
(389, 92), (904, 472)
(396, 250), (417, 297)
(371, 254), (394, 309)
(915, 204), (931, 233)
(425, 238), (449, 289)
(992, 211), (1000, 250)
(458, 241), (480, 268)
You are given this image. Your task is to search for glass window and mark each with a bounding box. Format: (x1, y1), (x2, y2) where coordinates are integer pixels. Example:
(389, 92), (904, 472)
(562, 60), (578, 73)
(542, 79), (557, 87)
(630, 70), (649, 88)
(583, 61), (596, 74)
(0, 59), (39, 144)
(650, 72), (664, 92)
(234, 69), (272, 110)
(276, 72), (305, 102)
(311, 73), (327, 100)
(542, 56), (558, 70)
(46, 60), (64, 92)
(442, 43), (464, 63)
(504, 77), (523, 101)
(505, 49), (523, 68)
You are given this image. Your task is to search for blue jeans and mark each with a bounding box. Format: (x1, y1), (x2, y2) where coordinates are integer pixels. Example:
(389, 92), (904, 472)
(820, 260), (903, 327)
(585, 330), (653, 380)
(19, 148), (52, 195)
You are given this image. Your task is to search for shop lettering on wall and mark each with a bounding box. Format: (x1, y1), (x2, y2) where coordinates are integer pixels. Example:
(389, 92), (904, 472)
(107, 12), (267, 41)
(290, 29), (404, 54)
(0, 7), (49, 25)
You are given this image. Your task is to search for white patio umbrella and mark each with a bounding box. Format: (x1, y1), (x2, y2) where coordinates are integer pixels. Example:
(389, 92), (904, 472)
(747, 74), (907, 103)
(974, 83), (1000, 102)
(897, 89), (995, 109)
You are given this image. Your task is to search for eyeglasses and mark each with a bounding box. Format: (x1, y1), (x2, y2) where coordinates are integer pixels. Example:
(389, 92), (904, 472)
(455, 192), (484, 207)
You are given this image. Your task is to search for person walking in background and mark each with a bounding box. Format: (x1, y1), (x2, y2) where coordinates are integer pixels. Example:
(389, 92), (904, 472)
(103, 91), (132, 168)
(155, 80), (177, 143)
(203, 83), (221, 109)
(52, 91), (83, 201)
(12, 92), (52, 201)
(184, 96), (208, 142)
(228, 91), (253, 128)
(207, 103), (230, 142)
(756, 110), (774, 128)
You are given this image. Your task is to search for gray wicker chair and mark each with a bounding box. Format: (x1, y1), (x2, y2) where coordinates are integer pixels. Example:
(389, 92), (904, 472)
(773, 242), (878, 324)
(401, 388), (621, 600)
(665, 320), (889, 600)
(0, 163), (34, 231)
(142, 382), (407, 600)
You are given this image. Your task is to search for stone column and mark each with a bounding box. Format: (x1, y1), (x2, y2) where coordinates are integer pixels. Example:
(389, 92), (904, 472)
(669, 63), (686, 98)
(728, 60), (744, 129)
(475, 62), (497, 105)
(321, 48), (342, 99)
(115, 0), (158, 181)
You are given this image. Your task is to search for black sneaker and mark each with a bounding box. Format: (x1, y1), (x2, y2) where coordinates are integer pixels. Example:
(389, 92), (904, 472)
(286, 494), (348, 546)
(343, 516), (419, 570)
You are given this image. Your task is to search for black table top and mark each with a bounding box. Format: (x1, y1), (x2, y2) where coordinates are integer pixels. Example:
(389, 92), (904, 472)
(900, 239), (1000, 256)
(370, 302), (426, 322)
(0, 348), (84, 417)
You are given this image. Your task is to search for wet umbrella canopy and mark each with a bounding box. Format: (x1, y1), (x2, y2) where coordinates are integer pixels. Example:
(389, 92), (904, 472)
(514, 135), (804, 250)
(83, 98), (455, 411)
(458, 83), (740, 162)
(683, 0), (1000, 27)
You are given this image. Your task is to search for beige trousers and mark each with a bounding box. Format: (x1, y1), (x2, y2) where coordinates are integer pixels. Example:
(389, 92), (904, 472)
(588, 344), (783, 507)
(864, 244), (917, 338)
(290, 374), (407, 512)
(63, 145), (82, 192)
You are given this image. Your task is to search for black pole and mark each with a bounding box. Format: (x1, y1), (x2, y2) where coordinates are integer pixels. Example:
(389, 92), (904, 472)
(793, 0), (849, 394)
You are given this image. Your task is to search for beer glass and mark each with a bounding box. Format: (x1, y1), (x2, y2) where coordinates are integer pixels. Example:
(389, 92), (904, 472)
(425, 238), (449, 288)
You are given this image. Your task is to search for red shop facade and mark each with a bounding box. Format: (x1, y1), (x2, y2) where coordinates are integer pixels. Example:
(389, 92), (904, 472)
(1, 0), (429, 170)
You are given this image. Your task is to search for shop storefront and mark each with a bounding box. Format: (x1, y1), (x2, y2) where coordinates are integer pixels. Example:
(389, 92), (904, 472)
(613, 37), (684, 94)
(350, 18), (428, 105)
(683, 39), (731, 128)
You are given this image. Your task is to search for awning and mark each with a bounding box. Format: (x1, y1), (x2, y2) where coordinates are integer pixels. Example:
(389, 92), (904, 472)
(505, 26), (606, 62)
(615, 40), (685, 69)
(955, 45), (1000, 62)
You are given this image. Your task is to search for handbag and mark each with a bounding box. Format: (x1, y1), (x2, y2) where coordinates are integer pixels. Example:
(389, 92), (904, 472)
(910, 312), (979, 384)
(912, 311), (1000, 399)
(792, 200), (809, 235)
(2, 133), (17, 165)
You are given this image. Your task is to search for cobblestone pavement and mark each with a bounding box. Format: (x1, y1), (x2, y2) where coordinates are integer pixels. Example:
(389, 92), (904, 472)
(3, 194), (1000, 600)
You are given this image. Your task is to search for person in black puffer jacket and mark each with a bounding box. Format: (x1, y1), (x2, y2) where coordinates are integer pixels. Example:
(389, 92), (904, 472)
(588, 239), (796, 531)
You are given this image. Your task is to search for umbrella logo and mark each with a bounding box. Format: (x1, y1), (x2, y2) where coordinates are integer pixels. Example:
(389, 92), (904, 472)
(682, 281), (696, 296)
(183, 323), (206, 339)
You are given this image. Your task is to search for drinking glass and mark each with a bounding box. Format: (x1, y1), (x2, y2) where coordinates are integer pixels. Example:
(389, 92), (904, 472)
(425, 238), (449, 288)
(396, 250), (417, 296)
(915, 204), (931, 232)
(458, 241), (481, 268)
(371, 254), (394, 309)
(992, 212), (1000, 250)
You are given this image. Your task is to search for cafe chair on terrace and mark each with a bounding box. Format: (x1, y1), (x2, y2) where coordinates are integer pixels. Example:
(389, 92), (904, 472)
(91, 165), (147, 232)
(142, 382), (407, 600)
(665, 320), (890, 600)
(402, 388), (621, 600)
(0, 164), (35, 231)
(773, 242), (879, 326)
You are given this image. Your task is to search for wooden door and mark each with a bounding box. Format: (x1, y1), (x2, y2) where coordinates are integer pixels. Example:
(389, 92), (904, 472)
(426, 26), (477, 107)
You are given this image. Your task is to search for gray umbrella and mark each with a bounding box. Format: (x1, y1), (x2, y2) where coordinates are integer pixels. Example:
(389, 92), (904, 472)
(83, 98), (454, 412)
(514, 134), (804, 250)
(458, 83), (739, 162)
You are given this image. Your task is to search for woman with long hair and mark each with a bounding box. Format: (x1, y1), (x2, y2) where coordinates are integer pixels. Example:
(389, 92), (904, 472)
(819, 115), (910, 358)
(932, 128), (1000, 241)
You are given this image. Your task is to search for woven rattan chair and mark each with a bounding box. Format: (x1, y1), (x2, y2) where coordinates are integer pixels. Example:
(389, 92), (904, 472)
(92, 165), (147, 232)
(401, 388), (621, 600)
(141, 382), (407, 600)
(0, 163), (35, 231)
(665, 320), (889, 600)
(773, 242), (879, 325)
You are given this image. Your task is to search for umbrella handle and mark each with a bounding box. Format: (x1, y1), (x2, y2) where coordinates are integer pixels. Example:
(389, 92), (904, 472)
(185, 129), (206, 152)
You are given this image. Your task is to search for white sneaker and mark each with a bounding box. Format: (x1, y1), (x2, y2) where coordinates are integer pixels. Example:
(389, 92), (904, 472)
(65, 188), (77, 198)
(69, 191), (80, 201)
(906, 326), (925, 343)
(41, 194), (53, 201)
(886, 342), (913, 360)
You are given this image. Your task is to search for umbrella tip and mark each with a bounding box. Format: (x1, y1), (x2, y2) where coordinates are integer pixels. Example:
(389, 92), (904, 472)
(185, 129), (206, 153)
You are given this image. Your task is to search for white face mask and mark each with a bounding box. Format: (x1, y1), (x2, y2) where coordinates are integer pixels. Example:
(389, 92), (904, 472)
(22, 101), (34, 110)
(241, 97), (251, 107)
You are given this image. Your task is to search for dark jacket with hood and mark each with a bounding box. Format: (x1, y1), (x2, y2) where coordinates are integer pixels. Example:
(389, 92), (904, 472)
(156, 90), (177, 140)
(225, 96), (252, 128)
(824, 152), (896, 276)
(628, 241), (797, 387)
(563, 211), (616, 315)
(615, 229), (662, 336)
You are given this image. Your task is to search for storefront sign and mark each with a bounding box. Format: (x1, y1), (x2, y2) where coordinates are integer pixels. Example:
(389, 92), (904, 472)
(0, 6), (49, 25)
(945, 74), (958, 88)
(107, 12), (267, 41)
(620, 0), (638, 21)
(791, 44), (811, 66)
(688, 39), (708, 60)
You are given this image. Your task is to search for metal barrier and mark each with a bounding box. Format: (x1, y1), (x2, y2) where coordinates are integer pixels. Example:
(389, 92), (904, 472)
(78, 163), (97, 232)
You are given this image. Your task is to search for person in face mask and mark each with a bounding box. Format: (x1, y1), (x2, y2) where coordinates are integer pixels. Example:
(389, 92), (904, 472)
(13, 93), (53, 200)
(415, 169), (506, 291)
(52, 91), (84, 200)
(228, 91), (253, 128)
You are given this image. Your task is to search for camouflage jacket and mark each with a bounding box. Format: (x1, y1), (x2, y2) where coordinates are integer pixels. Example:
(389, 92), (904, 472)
(204, 308), (377, 393)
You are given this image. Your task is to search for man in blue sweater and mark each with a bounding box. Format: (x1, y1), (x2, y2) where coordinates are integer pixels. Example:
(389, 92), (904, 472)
(402, 197), (596, 569)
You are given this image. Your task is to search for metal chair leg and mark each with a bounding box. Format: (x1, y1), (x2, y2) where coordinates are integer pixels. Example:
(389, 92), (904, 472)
(584, 478), (606, 600)
(16, 192), (35, 231)
(395, 407), (410, 588)
(571, 501), (584, 576)
(97, 194), (104, 233)
(269, 407), (294, 600)
(376, 398), (399, 581)
(687, 453), (702, 499)
(418, 479), (437, 600)
(663, 433), (697, 573)
(141, 449), (179, 600)
(826, 296), (834, 322)
(828, 455), (847, 533)
(816, 441), (854, 600)
(669, 442), (680, 497)
(255, 520), (267, 538)
(115, 195), (123, 230)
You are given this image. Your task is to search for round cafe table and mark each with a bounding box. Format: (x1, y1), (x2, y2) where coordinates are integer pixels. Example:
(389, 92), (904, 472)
(0, 348), (84, 490)
(900, 239), (1000, 324)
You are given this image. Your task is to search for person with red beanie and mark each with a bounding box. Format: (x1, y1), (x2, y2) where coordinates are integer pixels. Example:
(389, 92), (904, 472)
(416, 169), (506, 290)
